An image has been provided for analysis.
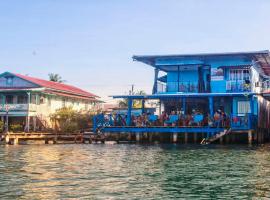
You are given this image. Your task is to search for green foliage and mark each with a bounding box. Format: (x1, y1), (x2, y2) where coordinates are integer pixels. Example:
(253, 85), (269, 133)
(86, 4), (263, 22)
(50, 107), (95, 133)
(48, 73), (65, 83)
(118, 90), (147, 108)
(10, 124), (23, 132)
(0, 121), (4, 132)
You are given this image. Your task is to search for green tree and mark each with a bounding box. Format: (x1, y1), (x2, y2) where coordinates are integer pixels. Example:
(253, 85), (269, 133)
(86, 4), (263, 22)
(118, 90), (146, 108)
(48, 73), (65, 83)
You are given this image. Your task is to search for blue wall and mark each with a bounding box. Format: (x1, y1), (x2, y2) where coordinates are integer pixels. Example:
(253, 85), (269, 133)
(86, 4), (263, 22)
(157, 57), (253, 93)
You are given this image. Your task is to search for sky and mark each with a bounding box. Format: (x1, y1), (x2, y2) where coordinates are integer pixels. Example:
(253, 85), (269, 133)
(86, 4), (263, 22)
(1, 0), (270, 102)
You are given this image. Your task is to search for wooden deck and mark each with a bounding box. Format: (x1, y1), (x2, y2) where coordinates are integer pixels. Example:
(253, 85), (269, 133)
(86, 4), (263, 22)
(1, 132), (105, 145)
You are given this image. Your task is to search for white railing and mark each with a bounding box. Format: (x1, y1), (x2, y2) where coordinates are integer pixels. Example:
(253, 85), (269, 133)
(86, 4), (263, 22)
(0, 104), (28, 111)
(262, 80), (270, 92)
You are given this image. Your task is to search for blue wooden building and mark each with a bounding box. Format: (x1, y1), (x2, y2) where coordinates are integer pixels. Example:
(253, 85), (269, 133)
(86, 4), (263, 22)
(94, 51), (270, 144)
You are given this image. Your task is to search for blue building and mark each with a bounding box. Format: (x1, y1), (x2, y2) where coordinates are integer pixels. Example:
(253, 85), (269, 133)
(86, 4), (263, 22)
(94, 51), (270, 144)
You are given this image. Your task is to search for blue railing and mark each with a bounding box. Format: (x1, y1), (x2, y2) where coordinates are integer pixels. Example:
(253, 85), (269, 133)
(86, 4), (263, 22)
(230, 114), (255, 130)
(93, 113), (257, 133)
(226, 80), (251, 92)
(166, 81), (198, 93)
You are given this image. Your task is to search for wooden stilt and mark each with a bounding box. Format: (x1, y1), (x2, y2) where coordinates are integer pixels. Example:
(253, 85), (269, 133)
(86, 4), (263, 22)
(149, 133), (153, 143)
(248, 130), (252, 145)
(13, 137), (19, 145)
(172, 133), (178, 143)
(193, 133), (197, 143)
(219, 136), (224, 144)
(184, 132), (188, 144)
(136, 132), (141, 143)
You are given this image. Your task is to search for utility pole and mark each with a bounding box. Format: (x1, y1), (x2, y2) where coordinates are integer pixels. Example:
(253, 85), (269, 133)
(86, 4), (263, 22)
(129, 84), (135, 95)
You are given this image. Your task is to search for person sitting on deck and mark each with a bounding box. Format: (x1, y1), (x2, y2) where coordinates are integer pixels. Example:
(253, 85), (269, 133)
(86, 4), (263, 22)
(193, 110), (204, 126)
(164, 111), (179, 127)
(148, 114), (159, 126)
(160, 111), (168, 126)
(207, 113), (214, 127)
(214, 110), (222, 127)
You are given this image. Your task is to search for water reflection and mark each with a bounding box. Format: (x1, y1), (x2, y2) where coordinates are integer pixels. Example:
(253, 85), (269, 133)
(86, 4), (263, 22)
(0, 144), (270, 199)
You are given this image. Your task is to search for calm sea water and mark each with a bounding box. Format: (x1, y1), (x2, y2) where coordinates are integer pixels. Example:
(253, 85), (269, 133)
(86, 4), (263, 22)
(0, 144), (270, 200)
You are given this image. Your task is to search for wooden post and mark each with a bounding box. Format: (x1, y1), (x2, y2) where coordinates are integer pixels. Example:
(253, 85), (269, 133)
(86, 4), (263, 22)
(172, 133), (178, 143)
(25, 116), (30, 132)
(33, 116), (37, 132)
(184, 132), (188, 144)
(136, 132), (141, 143)
(149, 133), (153, 143)
(13, 137), (19, 145)
(193, 133), (197, 143)
(248, 130), (252, 145)
(225, 135), (230, 144)
(231, 133), (235, 143)
(220, 136), (224, 144)
(128, 133), (132, 142)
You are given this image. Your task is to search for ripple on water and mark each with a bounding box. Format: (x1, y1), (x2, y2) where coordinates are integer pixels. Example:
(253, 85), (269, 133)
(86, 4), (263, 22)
(0, 144), (270, 199)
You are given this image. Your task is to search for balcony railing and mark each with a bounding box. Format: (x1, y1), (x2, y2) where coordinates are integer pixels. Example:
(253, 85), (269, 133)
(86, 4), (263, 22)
(226, 80), (251, 92)
(262, 80), (270, 92)
(0, 104), (28, 112)
(93, 113), (256, 133)
(158, 82), (198, 93)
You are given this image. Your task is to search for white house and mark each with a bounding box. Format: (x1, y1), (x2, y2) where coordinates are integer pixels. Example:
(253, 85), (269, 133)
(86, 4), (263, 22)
(0, 72), (101, 132)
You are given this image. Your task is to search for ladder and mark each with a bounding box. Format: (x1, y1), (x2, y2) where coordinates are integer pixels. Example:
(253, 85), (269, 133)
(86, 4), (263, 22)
(201, 128), (232, 145)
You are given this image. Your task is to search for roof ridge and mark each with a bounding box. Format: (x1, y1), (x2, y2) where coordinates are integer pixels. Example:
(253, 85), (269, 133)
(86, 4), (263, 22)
(9, 72), (99, 98)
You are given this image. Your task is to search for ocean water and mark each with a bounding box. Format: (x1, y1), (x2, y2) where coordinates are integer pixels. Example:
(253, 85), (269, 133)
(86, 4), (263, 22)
(0, 144), (270, 199)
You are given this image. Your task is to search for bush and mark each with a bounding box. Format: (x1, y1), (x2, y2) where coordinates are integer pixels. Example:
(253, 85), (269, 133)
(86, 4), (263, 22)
(50, 107), (95, 133)
(10, 124), (23, 132)
(62, 121), (79, 133)
(0, 121), (4, 132)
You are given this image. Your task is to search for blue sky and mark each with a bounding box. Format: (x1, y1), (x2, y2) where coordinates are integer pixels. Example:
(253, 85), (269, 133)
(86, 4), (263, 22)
(1, 0), (270, 101)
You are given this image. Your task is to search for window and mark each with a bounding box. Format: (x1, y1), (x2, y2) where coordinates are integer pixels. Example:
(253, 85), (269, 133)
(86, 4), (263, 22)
(6, 95), (14, 104)
(31, 94), (36, 104)
(238, 101), (250, 114)
(17, 95), (28, 104)
(5, 76), (14, 86)
(229, 69), (250, 81)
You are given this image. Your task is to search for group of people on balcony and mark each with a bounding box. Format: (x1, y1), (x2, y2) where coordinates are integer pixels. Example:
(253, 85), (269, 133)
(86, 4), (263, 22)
(108, 108), (230, 128)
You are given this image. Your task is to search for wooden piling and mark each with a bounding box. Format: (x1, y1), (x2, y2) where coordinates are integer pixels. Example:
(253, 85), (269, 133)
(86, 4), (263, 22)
(184, 132), (188, 144)
(149, 133), (153, 143)
(172, 133), (178, 143)
(136, 132), (141, 143)
(193, 133), (197, 143)
(248, 130), (253, 145)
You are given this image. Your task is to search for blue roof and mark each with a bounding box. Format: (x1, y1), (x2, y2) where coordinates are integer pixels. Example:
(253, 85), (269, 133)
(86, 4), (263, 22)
(133, 50), (270, 75)
(112, 92), (256, 99)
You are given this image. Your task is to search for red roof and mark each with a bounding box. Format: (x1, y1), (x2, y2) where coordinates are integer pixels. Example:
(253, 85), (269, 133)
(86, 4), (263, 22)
(13, 73), (99, 99)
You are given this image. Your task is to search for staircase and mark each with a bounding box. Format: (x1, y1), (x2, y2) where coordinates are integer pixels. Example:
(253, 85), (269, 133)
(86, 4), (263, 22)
(201, 128), (232, 145)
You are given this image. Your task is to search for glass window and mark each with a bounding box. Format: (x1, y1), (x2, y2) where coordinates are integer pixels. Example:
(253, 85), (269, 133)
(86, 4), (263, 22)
(17, 95), (28, 104)
(229, 69), (250, 81)
(238, 101), (250, 114)
(31, 94), (36, 104)
(6, 95), (14, 104)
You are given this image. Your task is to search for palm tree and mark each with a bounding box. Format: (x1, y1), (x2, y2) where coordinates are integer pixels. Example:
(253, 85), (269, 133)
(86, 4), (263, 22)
(48, 73), (65, 83)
